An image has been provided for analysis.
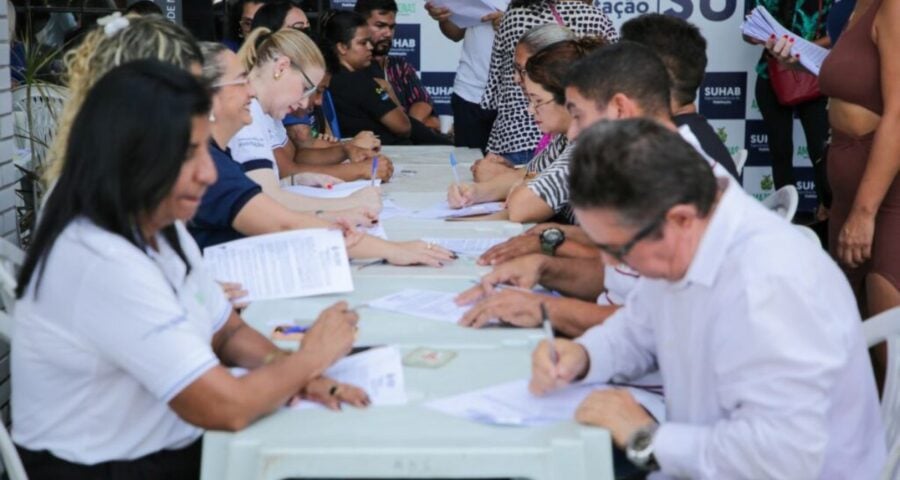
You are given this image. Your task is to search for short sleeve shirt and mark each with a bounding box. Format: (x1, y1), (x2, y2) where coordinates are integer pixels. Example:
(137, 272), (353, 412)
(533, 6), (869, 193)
(379, 56), (434, 112)
(525, 134), (568, 174)
(228, 98), (288, 180)
(329, 67), (404, 145)
(189, 141), (262, 250)
(12, 219), (230, 464)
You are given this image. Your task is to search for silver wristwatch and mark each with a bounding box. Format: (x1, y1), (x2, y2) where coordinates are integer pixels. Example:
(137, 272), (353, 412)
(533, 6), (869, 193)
(625, 424), (660, 471)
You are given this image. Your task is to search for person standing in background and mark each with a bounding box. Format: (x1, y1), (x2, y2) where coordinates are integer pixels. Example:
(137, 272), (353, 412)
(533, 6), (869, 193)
(480, 0), (616, 165)
(424, 1), (508, 152)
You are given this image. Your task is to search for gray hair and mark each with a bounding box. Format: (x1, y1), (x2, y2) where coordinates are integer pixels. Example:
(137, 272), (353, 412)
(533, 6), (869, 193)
(517, 24), (575, 53)
(199, 41), (231, 88)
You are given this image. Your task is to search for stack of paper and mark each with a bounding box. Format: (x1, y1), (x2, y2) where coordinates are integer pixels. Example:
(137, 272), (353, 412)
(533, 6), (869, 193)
(204, 229), (353, 302)
(293, 346), (408, 409)
(426, 379), (665, 426)
(741, 6), (829, 74)
(410, 201), (504, 219)
(367, 289), (471, 323)
(430, 0), (508, 28)
(285, 179), (381, 199)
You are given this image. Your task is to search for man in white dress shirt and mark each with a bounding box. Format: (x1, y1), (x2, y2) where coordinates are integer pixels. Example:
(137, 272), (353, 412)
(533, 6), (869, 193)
(530, 119), (885, 478)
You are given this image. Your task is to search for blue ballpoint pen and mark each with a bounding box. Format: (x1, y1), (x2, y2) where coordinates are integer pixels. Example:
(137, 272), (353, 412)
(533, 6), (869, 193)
(449, 152), (461, 185)
(371, 156), (379, 186)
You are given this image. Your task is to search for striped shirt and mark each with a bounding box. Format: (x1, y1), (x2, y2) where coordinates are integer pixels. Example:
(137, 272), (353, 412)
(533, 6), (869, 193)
(527, 142), (576, 224)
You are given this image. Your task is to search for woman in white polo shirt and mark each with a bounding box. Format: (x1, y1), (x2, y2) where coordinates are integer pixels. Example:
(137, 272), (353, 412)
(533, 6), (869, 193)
(230, 26), (390, 219)
(12, 60), (367, 479)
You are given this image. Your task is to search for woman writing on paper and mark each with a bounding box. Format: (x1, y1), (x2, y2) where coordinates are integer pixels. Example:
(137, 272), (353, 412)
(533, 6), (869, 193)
(192, 41), (455, 268)
(447, 33), (606, 226)
(12, 60), (369, 479)
(229, 26), (388, 218)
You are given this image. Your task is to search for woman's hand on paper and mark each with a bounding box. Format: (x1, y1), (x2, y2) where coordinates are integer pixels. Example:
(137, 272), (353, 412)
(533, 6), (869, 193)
(529, 338), (589, 395)
(447, 182), (476, 208)
(471, 154), (514, 182)
(348, 186), (384, 212)
(384, 240), (456, 267)
(293, 376), (371, 410)
(301, 301), (359, 368)
(319, 206), (379, 228)
(293, 172), (345, 187)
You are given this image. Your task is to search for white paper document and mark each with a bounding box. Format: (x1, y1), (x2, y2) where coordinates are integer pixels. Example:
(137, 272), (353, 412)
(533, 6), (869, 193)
(367, 289), (470, 323)
(741, 6), (829, 75)
(410, 201), (504, 219)
(293, 346), (408, 409)
(284, 179), (381, 198)
(431, 0), (508, 28)
(379, 198), (412, 220)
(426, 379), (665, 426)
(361, 222), (388, 240)
(203, 229), (353, 302)
(421, 237), (508, 256)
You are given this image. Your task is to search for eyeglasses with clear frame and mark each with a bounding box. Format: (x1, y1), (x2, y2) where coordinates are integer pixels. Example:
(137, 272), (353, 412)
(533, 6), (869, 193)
(526, 96), (556, 114)
(595, 215), (665, 264)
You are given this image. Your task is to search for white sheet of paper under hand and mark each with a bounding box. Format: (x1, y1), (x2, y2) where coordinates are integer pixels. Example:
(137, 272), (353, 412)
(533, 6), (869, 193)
(426, 379), (666, 427)
(284, 179), (382, 199)
(740, 6), (829, 75)
(292, 346), (408, 410)
(367, 289), (471, 323)
(410, 201), (504, 219)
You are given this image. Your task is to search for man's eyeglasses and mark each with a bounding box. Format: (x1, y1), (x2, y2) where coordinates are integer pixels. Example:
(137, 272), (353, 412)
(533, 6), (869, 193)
(595, 215), (665, 263)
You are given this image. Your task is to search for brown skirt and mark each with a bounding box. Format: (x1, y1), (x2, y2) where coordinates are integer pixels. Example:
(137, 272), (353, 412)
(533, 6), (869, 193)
(827, 129), (900, 298)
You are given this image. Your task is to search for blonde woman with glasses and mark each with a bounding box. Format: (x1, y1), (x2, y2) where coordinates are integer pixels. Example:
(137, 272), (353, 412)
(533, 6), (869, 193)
(232, 27), (385, 222)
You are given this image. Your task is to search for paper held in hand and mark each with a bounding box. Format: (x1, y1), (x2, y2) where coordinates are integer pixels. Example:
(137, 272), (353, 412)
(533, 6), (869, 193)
(430, 0), (509, 28)
(204, 228), (353, 302)
(741, 6), (829, 75)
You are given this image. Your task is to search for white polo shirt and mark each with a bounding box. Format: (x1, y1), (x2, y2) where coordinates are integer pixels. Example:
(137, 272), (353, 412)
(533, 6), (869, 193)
(576, 178), (885, 478)
(12, 219), (231, 464)
(228, 98), (289, 181)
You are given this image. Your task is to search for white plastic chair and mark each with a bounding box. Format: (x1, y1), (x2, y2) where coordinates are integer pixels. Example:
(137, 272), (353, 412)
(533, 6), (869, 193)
(12, 84), (68, 168)
(794, 225), (821, 247)
(861, 306), (900, 480)
(762, 185), (799, 221)
(732, 148), (748, 176)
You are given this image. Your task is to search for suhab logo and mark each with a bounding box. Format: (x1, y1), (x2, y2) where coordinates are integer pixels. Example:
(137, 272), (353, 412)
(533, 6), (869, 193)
(760, 174), (774, 191)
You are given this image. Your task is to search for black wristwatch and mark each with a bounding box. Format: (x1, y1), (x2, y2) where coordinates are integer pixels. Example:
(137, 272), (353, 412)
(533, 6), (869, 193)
(626, 424), (660, 472)
(539, 228), (565, 256)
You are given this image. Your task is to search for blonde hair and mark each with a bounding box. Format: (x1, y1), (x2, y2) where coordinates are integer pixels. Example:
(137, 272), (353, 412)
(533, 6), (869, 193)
(45, 15), (201, 184)
(237, 26), (324, 74)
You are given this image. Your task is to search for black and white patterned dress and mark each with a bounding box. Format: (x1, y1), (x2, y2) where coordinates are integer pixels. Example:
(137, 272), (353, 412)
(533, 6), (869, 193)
(481, 1), (617, 156)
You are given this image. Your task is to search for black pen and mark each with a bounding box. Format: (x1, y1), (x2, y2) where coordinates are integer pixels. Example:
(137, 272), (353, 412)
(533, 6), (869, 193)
(357, 258), (388, 270)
